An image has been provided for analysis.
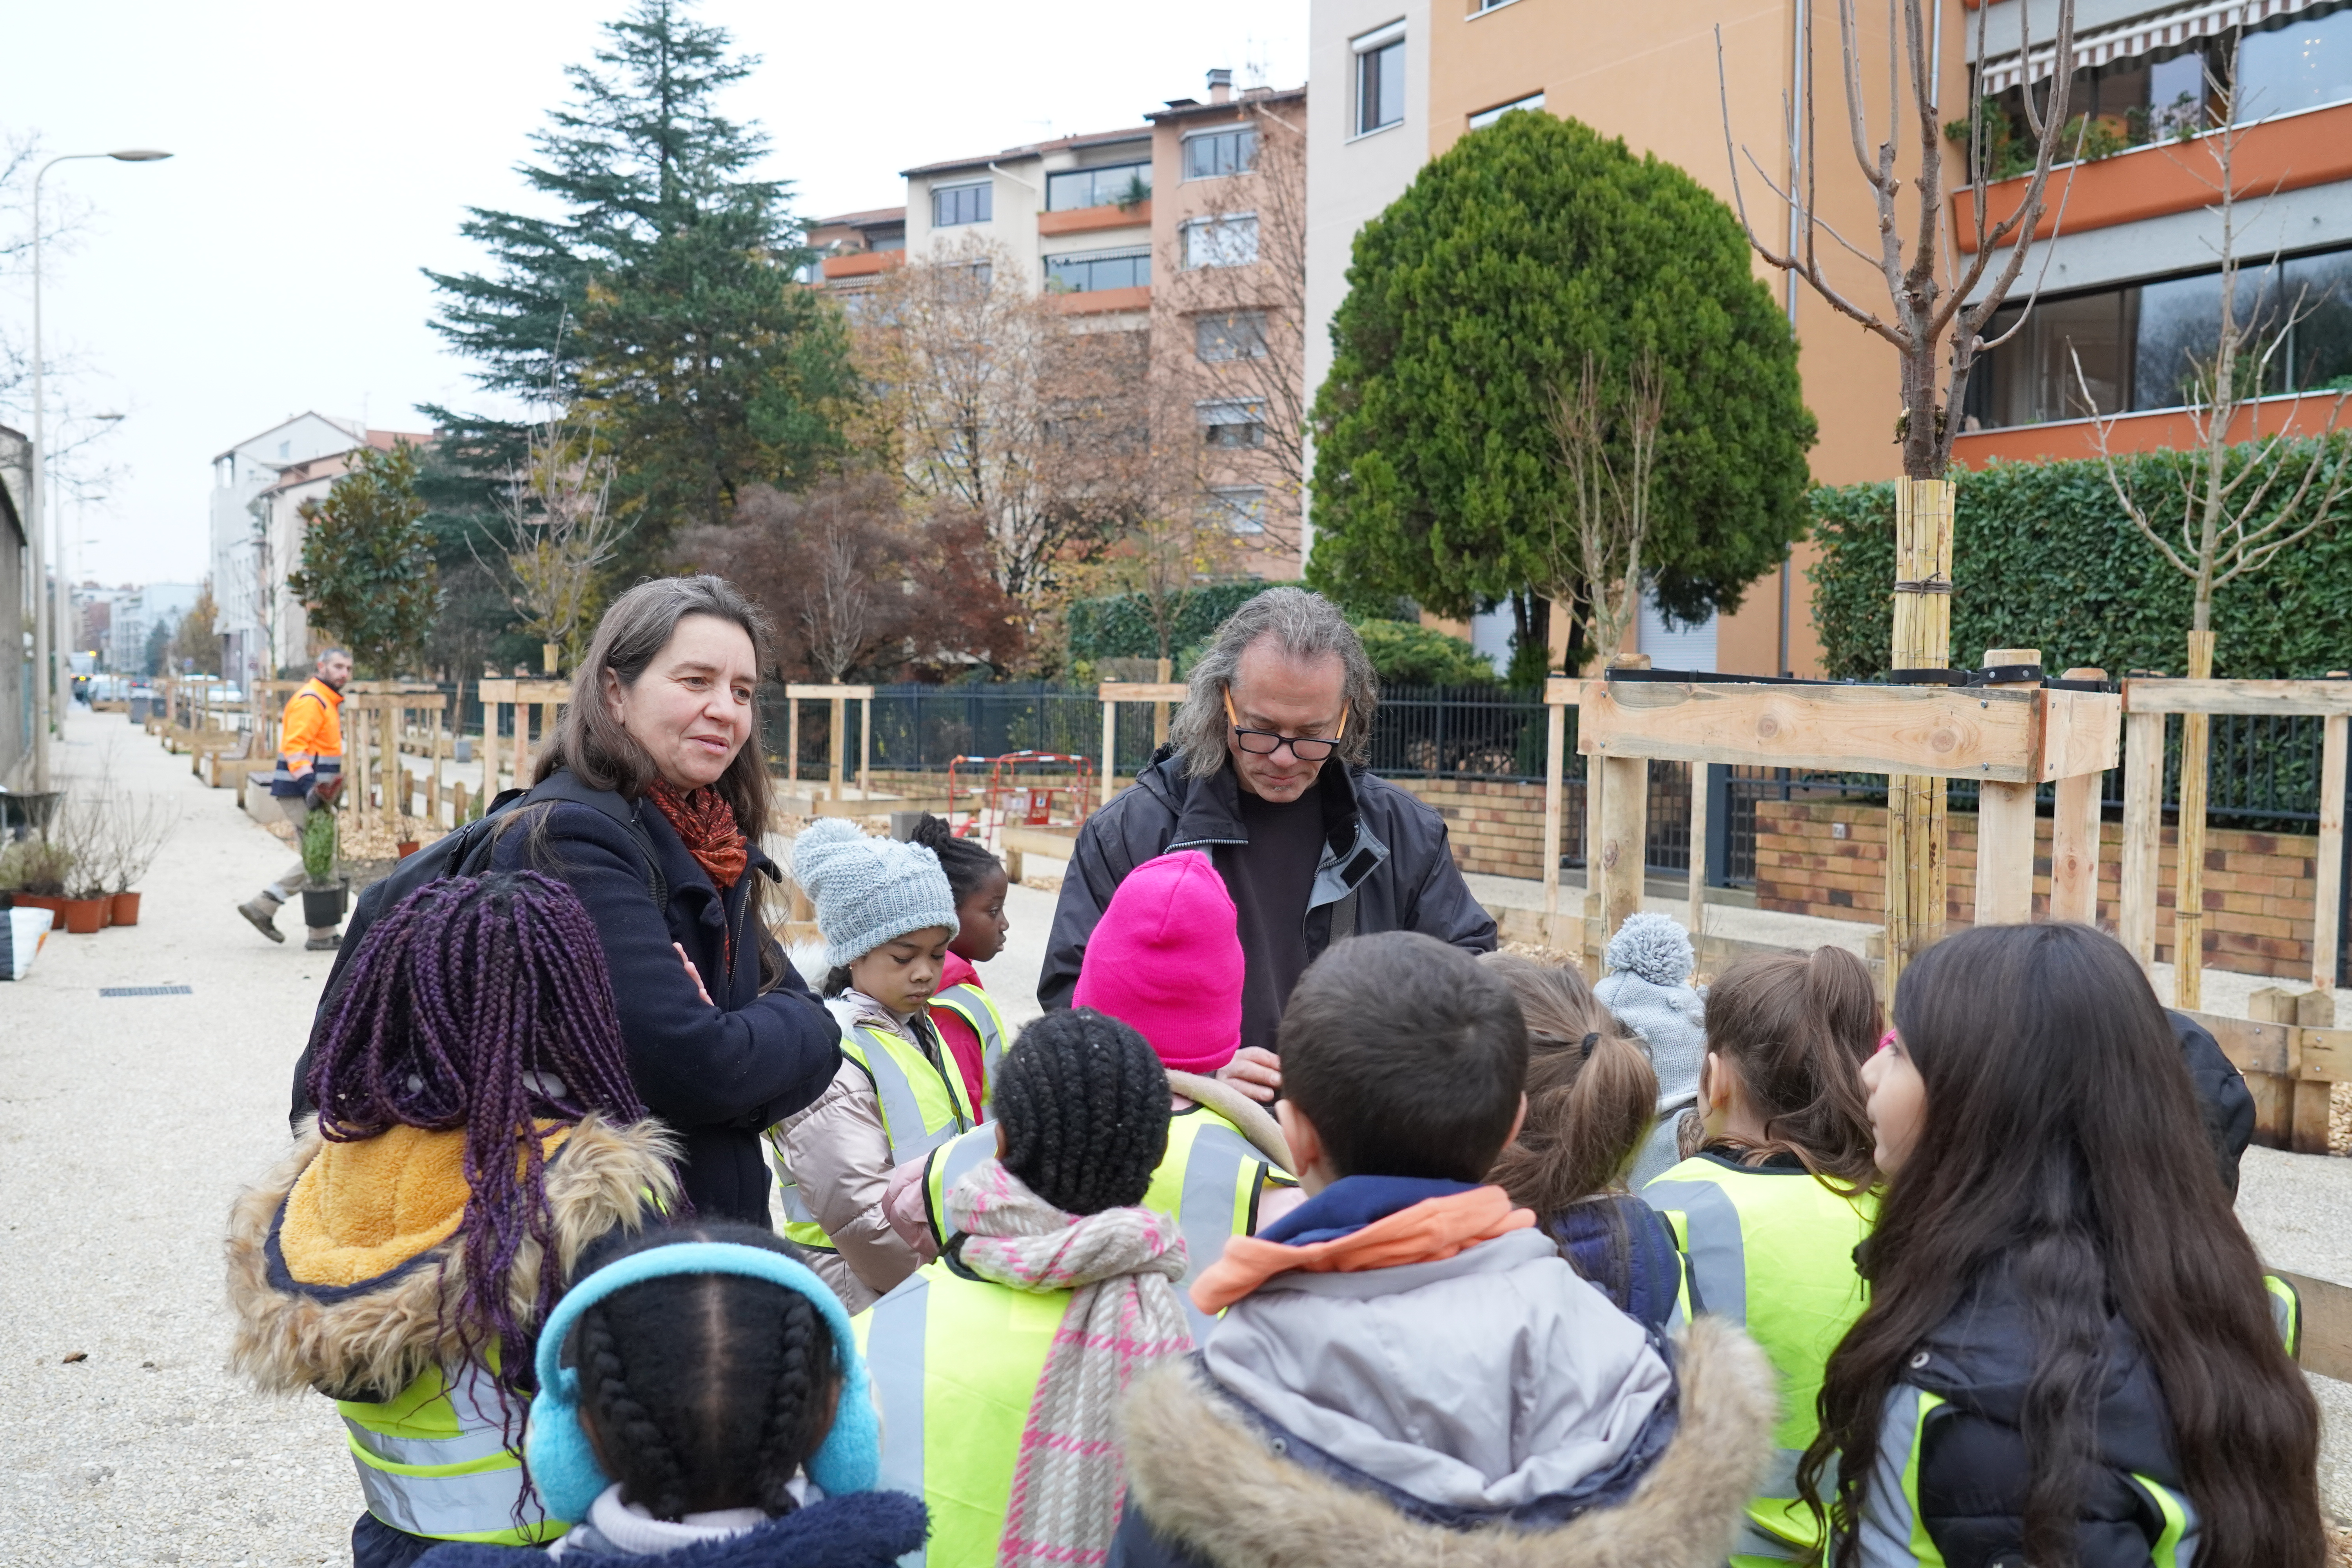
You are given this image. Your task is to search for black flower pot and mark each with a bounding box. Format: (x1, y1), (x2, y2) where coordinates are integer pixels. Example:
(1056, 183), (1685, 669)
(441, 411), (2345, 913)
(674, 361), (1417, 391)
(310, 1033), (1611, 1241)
(300, 878), (349, 928)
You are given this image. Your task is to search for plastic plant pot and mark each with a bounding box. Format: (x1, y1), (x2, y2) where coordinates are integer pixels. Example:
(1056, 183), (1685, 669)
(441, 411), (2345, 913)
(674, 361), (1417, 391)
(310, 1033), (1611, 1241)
(300, 880), (349, 929)
(110, 892), (141, 927)
(62, 897), (107, 935)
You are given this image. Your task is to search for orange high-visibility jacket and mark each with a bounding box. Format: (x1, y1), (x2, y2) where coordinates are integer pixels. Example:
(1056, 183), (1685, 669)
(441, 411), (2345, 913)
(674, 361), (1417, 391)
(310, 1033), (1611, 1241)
(270, 678), (345, 798)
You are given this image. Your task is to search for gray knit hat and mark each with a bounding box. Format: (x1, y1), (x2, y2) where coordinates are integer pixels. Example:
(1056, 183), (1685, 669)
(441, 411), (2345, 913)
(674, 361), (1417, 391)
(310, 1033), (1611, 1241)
(790, 819), (961, 969)
(1593, 912), (1708, 1186)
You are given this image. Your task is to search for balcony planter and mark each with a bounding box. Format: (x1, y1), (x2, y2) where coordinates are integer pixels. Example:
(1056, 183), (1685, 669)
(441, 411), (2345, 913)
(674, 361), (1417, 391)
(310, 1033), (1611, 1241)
(301, 878), (350, 929)
(110, 892), (142, 927)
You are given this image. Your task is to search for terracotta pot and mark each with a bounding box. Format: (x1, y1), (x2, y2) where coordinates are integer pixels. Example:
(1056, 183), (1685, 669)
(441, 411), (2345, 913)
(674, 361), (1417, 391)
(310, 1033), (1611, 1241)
(8, 894), (67, 929)
(110, 891), (141, 927)
(396, 841), (421, 860)
(62, 897), (108, 935)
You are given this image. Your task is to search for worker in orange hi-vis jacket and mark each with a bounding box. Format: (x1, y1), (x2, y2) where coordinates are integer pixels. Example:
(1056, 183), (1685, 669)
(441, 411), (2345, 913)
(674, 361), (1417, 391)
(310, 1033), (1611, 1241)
(237, 648), (353, 951)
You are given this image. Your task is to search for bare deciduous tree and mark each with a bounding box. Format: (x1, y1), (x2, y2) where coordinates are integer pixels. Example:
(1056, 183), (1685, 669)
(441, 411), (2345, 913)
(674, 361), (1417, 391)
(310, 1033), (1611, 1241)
(1718, 0), (2083, 479)
(486, 408), (628, 669)
(1544, 353), (1666, 662)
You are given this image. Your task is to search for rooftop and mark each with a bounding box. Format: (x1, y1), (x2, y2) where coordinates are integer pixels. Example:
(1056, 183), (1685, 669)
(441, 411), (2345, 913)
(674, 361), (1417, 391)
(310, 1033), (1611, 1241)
(902, 123), (1154, 180)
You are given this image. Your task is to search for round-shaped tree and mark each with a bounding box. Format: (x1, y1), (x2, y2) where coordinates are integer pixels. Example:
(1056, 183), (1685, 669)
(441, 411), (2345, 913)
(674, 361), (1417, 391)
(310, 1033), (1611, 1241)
(1308, 111), (1817, 648)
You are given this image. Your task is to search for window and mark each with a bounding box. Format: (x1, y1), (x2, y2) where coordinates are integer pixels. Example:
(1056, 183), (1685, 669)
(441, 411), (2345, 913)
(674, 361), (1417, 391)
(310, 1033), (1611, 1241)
(1961, 245), (2352, 430)
(1197, 399), (1267, 447)
(1196, 311), (1269, 361)
(2236, 8), (2352, 119)
(1184, 127), (1259, 180)
(1046, 161), (1152, 211)
(1044, 247), (1151, 293)
(1355, 22), (1407, 135)
(931, 181), (991, 227)
(1468, 91), (1545, 129)
(1183, 213), (1259, 269)
(1204, 486), (1267, 534)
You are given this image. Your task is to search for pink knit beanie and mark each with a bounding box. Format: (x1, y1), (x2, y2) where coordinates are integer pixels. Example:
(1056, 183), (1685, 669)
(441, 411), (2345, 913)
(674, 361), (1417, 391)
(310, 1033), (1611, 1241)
(1072, 849), (1242, 1075)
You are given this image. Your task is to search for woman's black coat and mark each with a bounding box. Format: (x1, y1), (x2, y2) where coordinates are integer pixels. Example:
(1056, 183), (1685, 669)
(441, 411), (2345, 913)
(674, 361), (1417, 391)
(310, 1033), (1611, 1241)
(485, 793), (841, 1224)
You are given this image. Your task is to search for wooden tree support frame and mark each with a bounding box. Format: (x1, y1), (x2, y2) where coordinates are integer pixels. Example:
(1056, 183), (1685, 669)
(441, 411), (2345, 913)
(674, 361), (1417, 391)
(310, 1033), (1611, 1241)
(1098, 682), (1188, 814)
(783, 684), (875, 802)
(479, 679), (569, 796)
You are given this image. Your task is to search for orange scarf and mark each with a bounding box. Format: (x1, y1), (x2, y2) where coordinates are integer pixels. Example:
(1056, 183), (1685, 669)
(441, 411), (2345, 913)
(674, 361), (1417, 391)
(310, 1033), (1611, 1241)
(648, 781), (748, 892)
(1189, 1183), (1535, 1315)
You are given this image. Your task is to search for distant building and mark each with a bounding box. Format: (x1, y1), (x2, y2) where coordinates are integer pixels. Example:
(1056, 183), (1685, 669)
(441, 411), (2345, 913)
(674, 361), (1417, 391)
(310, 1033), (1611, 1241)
(248, 433), (427, 672)
(0, 424), (29, 789)
(111, 582), (200, 677)
(73, 583), (131, 671)
(207, 414), (368, 681)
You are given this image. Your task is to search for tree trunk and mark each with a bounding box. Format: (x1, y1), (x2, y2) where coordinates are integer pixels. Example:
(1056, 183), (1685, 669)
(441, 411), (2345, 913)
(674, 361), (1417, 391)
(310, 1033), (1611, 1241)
(1885, 479), (1955, 990)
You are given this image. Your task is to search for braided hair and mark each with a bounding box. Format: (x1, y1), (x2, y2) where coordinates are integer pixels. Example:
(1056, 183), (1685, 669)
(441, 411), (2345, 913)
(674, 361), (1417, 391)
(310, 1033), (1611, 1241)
(568, 1223), (841, 1520)
(303, 871), (648, 1413)
(909, 813), (1003, 904)
(994, 1009), (1169, 1214)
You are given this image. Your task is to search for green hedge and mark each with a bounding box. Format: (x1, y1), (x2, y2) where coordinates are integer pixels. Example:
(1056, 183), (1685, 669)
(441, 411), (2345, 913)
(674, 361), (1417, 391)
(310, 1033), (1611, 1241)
(1064, 583), (1297, 664)
(1810, 439), (2352, 680)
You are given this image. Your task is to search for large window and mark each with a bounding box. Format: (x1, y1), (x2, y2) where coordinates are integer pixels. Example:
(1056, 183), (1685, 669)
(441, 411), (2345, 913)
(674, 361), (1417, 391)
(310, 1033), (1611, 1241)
(932, 181), (991, 227)
(2237, 7), (2352, 117)
(1468, 91), (1545, 129)
(1196, 311), (1269, 361)
(1045, 247), (1151, 294)
(1355, 23), (1406, 135)
(1965, 246), (2352, 428)
(1046, 162), (1152, 212)
(1183, 214), (1259, 269)
(1197, 399), (1267, 448)
(1204, 486), (1268, 534)
(1184, 127), (1258, 180)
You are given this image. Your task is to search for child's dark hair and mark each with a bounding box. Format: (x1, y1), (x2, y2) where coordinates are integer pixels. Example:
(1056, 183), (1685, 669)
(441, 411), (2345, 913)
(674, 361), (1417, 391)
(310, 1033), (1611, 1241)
(567, 1222), (841, 1521)
(995, 1009), (1169, 1213)
(1481, 953), (1657, 1212)
(911, 812), (1004, 904)
(305, 872), (649, 1411)
(1279, 931), (1528, 1181)
(1702, 946), (1880, 1192)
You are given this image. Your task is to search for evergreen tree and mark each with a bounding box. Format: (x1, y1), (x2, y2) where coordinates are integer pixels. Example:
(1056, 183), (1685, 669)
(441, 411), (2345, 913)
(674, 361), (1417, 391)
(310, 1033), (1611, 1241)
(287, 442), (441, 678)
(423, 0), (853, 553)
(1308, 113), (1816, 632)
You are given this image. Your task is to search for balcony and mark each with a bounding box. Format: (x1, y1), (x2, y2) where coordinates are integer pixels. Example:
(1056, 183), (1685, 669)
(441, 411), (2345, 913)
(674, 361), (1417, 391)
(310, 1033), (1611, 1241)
(820, 250), (905, 280)
(1954, 100), (2352, 249)
(1038, 201), (1152, 238)
(1051, 285), (1152, 316)
(1951, 390), (2347, 465)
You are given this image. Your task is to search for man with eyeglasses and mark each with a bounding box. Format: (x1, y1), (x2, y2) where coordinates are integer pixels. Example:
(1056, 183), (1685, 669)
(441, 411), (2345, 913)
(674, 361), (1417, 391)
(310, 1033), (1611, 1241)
(1040, 589), (1495, 1098)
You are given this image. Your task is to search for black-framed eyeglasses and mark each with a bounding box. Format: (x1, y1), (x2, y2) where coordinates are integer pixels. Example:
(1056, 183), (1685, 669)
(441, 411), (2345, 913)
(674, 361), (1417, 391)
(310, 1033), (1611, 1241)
(1224, 690), (1350, 761)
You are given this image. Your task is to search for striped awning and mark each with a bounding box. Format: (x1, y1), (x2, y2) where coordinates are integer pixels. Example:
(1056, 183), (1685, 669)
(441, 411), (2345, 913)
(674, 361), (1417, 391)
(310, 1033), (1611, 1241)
(1977, 0), (2324, 93)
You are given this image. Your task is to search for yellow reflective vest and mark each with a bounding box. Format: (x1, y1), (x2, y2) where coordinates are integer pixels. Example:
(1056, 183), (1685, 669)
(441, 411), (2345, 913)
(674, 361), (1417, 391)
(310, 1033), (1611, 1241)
(919, 1100), (1286, 1345)
(1643, 1152), (1879, 1567)
(337, 1357), (557, 1547)
(927, 982), (1009, 1110)
(774, 1018), (979, 1255)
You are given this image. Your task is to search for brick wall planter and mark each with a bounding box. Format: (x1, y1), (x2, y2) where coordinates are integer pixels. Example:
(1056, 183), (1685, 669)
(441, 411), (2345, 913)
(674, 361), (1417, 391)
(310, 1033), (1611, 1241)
(1755, 799), (2323, 980)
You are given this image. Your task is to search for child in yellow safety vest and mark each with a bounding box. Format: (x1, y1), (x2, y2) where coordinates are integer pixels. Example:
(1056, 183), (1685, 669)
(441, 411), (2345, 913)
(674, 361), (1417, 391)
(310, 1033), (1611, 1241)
(225, 871), (680, 1568)
(773, 820), (971, 1312)
(910, 813), (1012, 1111)
(413, 1220), (928, 1567)
(1639, 945), (1884, 1568)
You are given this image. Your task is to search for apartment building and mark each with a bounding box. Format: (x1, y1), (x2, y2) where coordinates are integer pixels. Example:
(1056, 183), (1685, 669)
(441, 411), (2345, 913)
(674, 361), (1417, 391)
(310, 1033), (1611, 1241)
(1, 424), (28, 788)
(807, 206), (906, 292)
(109, 581), (200, 677)
(208, 412), (369, 681)
(243, 432), (427, 674)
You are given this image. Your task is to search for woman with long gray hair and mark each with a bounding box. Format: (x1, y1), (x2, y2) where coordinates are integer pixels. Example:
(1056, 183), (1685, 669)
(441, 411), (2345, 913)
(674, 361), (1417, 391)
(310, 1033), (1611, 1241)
(487, 575), (842, 1224)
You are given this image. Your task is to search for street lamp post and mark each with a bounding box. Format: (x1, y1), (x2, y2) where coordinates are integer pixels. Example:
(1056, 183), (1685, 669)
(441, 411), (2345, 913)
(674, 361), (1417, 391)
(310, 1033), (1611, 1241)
(29, 148), (170, 791)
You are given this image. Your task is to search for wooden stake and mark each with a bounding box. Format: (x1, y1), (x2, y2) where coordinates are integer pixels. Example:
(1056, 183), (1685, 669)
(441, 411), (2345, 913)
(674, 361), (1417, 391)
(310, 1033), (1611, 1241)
(2248, 985), (2298, 1147)
(2316, 702), (2348, 991)
(828, 697), (845, 803)
(2176, 630), (2216, 1009)
(1102, 700), (1117, 809)
(1972, 649), (2043, 926)
(511, 698), (528, 792)
(1599, 753), (1648, 940)
(1542, 699), (1566, 918)
(860, 695), (873, 799)
(1153, 657), (1172, 748)
(1687, 762), (1709, 940)
(788, 699), (801, 787)
(2296, 989), (2336, 1155)
(2119, 710), (2164, 967)
(2048, 667), (2108, 925)
(1885, 478), (1956, 990)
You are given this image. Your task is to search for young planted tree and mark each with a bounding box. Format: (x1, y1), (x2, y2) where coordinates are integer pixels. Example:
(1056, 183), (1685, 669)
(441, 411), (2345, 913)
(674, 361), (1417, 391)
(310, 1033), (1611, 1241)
(1545, 352), (1666, 663)
(424, 0), (854, 557)
(287, 441), (440, 678)
(1310, 111), (1813, 653)
(491, 407), (628, 671)
(168, 580), (220, 675)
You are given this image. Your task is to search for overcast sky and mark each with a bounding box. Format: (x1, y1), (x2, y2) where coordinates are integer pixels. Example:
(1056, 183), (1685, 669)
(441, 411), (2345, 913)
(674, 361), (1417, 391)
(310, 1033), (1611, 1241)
(0, 0), (1307, 588)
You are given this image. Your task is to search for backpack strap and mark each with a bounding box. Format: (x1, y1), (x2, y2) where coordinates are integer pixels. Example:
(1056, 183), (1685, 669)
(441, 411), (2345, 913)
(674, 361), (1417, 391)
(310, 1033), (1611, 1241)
(515, 768), (668, 911)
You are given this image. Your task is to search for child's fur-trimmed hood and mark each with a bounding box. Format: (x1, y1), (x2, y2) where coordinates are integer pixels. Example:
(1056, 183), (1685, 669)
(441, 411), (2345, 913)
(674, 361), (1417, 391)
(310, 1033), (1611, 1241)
(225, 1114), (679, 1401)
(1119, 1316), (1779, 1568)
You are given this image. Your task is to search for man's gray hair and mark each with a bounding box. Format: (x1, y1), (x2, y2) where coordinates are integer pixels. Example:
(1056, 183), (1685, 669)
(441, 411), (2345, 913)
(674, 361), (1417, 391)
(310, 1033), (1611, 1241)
(1171, 588), (1379, 779)
(315, 648), (351, 666)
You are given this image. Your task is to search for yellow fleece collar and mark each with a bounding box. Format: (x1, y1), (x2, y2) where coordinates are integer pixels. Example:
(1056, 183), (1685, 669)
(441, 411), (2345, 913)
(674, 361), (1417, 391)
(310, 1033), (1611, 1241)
(279, 1123), (572, 1290)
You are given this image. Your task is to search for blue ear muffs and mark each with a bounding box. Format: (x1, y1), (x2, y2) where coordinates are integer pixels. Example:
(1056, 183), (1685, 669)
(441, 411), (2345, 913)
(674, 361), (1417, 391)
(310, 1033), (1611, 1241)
(524, 1241), (881, 1524)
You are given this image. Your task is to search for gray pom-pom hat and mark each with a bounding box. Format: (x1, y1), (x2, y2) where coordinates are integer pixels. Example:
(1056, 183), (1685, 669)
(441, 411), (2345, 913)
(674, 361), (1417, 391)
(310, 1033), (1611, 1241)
(1593, 912), (1707, 1186)
(788, 819), (960, 969)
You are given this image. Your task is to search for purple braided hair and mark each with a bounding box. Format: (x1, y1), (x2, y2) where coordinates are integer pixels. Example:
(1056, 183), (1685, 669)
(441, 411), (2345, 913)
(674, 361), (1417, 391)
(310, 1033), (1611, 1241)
(305, 870), (650, 1418)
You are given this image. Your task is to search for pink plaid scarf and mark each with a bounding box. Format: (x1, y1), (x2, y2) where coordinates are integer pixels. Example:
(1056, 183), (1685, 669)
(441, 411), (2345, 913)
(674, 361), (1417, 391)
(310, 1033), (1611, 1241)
(946, 1158), (1192, 1568)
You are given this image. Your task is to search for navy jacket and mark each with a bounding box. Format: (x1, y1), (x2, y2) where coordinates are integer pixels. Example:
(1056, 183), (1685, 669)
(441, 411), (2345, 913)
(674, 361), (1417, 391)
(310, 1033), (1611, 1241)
(489, 796), (840, 1225)
(414, 1490), (926, 1567)
(1040, 750), (1495, 1011)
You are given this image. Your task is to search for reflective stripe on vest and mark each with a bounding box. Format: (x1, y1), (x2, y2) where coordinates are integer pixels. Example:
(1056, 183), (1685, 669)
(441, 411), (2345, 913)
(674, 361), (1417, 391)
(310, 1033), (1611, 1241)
(918, 1103), (1275, 1346)
(775, 1021), (976, 1252)
(1645, 1158), (1878, 1563)
(2129, 1472), (2203, 1568)
(857, 1261), (1066, 1568)
(336, 1361), (557, 1546)
(2267, 1272), (2302, 1358)
(1855, 1383), (1947, 1568)
(929, 984), (1009, 1106)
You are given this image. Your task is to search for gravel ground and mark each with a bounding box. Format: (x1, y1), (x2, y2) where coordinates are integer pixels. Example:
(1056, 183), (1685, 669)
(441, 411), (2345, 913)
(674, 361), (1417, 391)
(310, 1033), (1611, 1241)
(7, 714), (2349, 1565)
